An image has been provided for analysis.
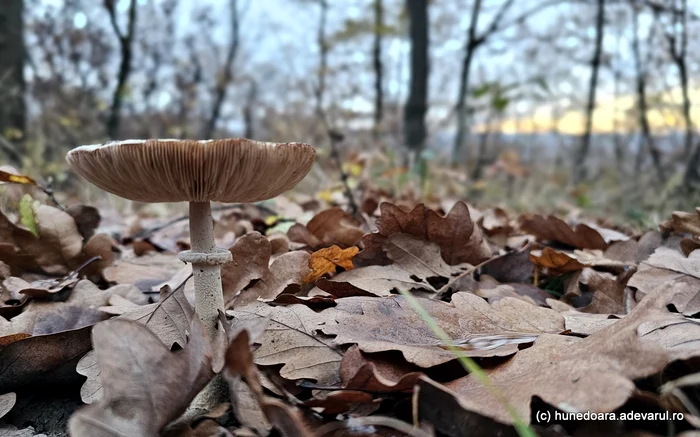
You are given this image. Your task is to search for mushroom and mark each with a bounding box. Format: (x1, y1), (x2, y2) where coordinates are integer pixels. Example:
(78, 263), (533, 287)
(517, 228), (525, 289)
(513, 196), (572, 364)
(66, 138), (316, 339)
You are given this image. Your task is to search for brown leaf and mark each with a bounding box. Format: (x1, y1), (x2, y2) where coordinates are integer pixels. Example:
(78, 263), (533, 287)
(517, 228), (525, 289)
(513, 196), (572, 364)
(529, 247), (586, 273)
(443, 287), (679, 425)
(479, 246), (534, 284)
(103, 252), (185, 291)
(234, 250), (310, 307)
(382, 234), (467, 279)
(225, 329), (315, 437)
(0, 204), (84, 275)
(660, 208), (700, 236)
(81, 233), (117, 278)
(0, 170), (36, 186)
(519, 214), (610, 250)
(221, 232), (271, 304)
(316, 265), (435, 298)
(356, 202), (491, 267)
(340, 345), (422, 393)
(288, 207), (364, 249)
(681, 236), (700, 257)
(303, 390), (376, 415)
(321, 292), (564, 367)
(68, 319), (215, 437)
(305, 245), (359, 283)
(65, 205), (101, 242)
(228, 301), (342, 385)
(628, 247), (700, 316)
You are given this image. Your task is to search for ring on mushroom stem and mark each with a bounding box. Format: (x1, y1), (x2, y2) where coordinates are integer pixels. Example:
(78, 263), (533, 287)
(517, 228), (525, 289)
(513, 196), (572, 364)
(66, 138), (316, 340)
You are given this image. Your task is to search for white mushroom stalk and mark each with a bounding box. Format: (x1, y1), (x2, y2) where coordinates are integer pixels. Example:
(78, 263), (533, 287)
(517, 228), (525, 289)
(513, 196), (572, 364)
(179, 201), (232, 337)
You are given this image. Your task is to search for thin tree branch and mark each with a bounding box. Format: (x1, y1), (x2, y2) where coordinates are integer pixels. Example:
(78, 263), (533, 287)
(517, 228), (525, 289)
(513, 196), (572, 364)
(105, 0), (137, 139)
(203, 0), (239, 139)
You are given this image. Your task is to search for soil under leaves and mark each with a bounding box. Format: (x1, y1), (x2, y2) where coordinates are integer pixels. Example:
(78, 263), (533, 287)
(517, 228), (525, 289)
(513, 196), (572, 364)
(1, 177), (700, 436)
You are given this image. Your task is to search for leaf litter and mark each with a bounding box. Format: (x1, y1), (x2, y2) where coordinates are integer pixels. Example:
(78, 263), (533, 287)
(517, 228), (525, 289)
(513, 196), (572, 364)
(0, 192), (698, 436)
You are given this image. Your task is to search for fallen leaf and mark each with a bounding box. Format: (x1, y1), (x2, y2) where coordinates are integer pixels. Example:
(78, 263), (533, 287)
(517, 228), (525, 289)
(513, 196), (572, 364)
(356, 202), (491, 267)
(321, 292), (564, 367)
(0, 170), (36, 186)
(382, 234), (466, 279)
(103, 252), (184, 291)
(234, 251), (310, 307)
(443, 287), (682, 425)
(65, 205), (101, 242)
(519, 214), (611, 250)
(628, 247), (700, 316)
(225, 329), (315, 437)
(0, 204), (85, 275)
(340, 345), (422, 393)
(530, 247), (586, 273)
(228, 301), (342, 385)
(221, 232), (271, 304)
(288, 207), (364, 249)
(68, 319), (215, 437)
(305, 245), (358, 283)
(315, 265), (435, 298)
(660, 208), (700, 236)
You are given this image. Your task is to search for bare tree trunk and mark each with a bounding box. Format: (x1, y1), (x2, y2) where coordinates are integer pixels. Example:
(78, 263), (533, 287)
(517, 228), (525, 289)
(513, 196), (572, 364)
(372, 0), (384, 140)
(452, 0), (482, 166)
(315, 0), (329, 121)
(573, 0), (605, 184)
(203, 0), (239, 139)
(632, 3), (665, 183)
(404, 0), (429, 159)
(243, 80), (257, 139)
(105, 0), (137, 140)
(0, 0), (26, 167)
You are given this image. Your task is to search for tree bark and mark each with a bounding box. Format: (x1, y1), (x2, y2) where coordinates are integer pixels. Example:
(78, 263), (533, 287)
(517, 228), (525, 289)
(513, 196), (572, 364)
(632, 3), (665, 183)
(203, 0), (239, 139)
(105, 0), (137, 140)
(0, 0), (25, 167)
(452, 0), (482, 165)
(372, 0), (384, 139)
(404, 0), (429, 158)
(573, 0), (605, 184)
(315, 0), (329, 120)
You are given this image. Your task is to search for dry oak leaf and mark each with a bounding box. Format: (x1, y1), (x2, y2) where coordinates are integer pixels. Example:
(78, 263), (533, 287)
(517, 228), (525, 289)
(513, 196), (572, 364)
(288, 207), (364, 249)
(355, 201), (491, 267)
(103, 252), (185, 292)
(305, 245), (359, 283)
(340, 345), (422, 393)
(321, 292), (564, 368)
(529, 247), (586, 274)
(315, 265), (435, 298)
(0, 204), (85, 275)
(221, 231), (271, 304)
(80, 285), (197, 404)
(681, 236), (700, 256)
(660, 208), (700, 236)
(444, 286), (681, 425)
(69, 319), (215, 437)
(225, 329), (315, 437)
(628, 247), (700, 316)
(227, 301), (342, 385)
(233, 250), (310, 307)
(382, 233), (469, 279)
(519, 214), (617, 250)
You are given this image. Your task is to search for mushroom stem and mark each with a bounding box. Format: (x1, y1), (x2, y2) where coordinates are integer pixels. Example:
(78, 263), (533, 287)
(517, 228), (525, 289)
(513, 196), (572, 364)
(182, 201), (230, 340)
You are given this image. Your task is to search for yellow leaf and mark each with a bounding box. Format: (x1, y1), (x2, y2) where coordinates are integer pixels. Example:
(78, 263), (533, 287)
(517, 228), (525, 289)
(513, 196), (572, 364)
(304, 245), (359, 283)
(264, 215), (280, 226)
(0, 170), (36, 186)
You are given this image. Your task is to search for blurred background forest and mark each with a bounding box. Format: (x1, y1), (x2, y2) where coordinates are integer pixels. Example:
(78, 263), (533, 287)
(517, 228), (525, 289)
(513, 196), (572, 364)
(1, 0), (699, 226)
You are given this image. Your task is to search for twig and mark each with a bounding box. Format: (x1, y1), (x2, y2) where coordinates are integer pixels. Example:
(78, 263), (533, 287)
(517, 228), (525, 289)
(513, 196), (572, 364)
(39, 176), (64, 210)
(131, 202), (278, 240)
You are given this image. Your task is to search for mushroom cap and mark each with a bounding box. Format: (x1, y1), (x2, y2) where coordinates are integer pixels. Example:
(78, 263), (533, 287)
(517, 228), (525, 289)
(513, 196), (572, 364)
(66, 138), (316, 203)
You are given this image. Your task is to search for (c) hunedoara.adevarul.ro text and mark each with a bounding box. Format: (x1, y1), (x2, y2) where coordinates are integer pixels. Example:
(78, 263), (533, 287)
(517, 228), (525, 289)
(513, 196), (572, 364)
(534, 410), (685, 423)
